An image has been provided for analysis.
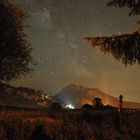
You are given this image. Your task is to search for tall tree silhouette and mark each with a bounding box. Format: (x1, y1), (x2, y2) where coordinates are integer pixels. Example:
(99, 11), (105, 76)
(118, 95), (123, 113)
(93, 97), (103, 109)
(85, 0), (140, 66)
(0, 0), (33, 82)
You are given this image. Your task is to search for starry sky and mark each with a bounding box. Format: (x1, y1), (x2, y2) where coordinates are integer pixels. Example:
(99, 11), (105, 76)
(12, 0), (140, 102)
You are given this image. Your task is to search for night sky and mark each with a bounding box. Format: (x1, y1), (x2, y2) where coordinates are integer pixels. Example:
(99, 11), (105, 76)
(12, 0), (140, 102)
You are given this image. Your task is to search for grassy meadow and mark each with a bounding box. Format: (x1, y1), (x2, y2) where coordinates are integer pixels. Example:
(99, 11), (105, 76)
(0, 107), (139, 140)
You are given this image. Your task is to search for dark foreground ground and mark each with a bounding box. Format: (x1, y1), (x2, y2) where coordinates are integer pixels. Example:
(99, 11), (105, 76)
(0, 107), (140, 140)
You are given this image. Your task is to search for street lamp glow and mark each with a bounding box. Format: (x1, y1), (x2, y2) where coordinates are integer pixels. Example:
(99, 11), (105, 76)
(65, 104), (74, 109)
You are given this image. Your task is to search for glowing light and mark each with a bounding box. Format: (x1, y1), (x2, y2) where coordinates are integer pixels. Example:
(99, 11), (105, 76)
(65, 104), (74, 109)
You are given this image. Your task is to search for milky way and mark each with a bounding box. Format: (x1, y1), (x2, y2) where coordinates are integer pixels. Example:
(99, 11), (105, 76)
(12, 0), (140, 102)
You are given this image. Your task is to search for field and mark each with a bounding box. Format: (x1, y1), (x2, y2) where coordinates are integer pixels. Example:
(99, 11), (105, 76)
(0, 107), (140, 140)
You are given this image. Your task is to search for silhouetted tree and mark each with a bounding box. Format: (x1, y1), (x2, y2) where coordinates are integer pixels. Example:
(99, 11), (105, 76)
(93, 97), (103, 109)
(49, 102), (62, 110)
(82, 104), (93, 110)
(0, 0), (33, 82)
(85, 0), (140, 66)
(103, 105), (116, 110)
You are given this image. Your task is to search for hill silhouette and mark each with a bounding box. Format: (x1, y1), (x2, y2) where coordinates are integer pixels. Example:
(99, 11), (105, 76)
(54, 84), (140, 109)
(0, 82), (51, 108)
